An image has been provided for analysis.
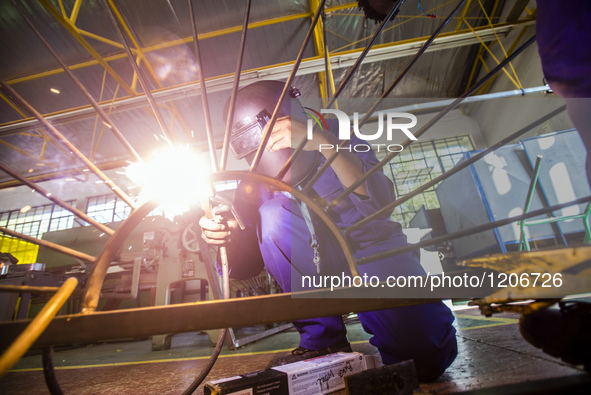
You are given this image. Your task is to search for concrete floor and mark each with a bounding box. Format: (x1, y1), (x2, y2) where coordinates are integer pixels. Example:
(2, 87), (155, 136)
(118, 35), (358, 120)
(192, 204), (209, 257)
(1, 306), (589, 394)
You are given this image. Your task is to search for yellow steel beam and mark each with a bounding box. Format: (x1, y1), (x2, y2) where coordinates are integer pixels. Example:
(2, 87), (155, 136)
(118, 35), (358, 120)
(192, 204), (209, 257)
(476, 0), (522, 89)
(454, 0), (473, 31)
(475, 25), (531, 95)
(69, 0), (83, 23)
(38, 0), (135, 95)
(461, 18), (521, 88)
(309, 0), (328, 101)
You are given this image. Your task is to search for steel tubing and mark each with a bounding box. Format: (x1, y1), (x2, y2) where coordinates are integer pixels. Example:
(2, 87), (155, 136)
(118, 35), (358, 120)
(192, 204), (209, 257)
(220, 0), (253, 171)
(188, 0), (218, 172)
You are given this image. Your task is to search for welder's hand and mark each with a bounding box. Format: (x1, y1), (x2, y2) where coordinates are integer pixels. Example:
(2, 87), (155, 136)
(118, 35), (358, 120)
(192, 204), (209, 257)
(199, 215), (239, 246)
(264, 116), (309, 152)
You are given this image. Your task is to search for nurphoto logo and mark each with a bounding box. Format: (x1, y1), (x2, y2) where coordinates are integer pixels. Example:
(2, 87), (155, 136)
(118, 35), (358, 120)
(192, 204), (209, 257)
(305, 109), (418, 153)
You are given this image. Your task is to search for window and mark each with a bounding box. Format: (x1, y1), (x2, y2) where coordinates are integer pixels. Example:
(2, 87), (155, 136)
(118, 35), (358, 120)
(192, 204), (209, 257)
(86, 195), (132, 224)
(0, 202), (76, 264)
(378, 135), (474, 227)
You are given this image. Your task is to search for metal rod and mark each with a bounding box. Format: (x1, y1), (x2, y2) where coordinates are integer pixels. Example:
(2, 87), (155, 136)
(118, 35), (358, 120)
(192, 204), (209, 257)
(356, 195), (591, 265)
(326, 0), (403, 110)
(345, 105), (567, 234)
(0, 162), (114, 236)
(10, 0), (142, 163)
(249, 0), (328, 175)
(100, 0), (175, 145)
(322, 34), (537, 205)
(188, 0), (218, 172)
(0, 285), (62, 294)
(0, 291), (439, 350)
(220, 0), (253, 171)
(0, 226), (96, 263)
(0, 277), (78, 379)
(0, 78), (137, 209)
(519, 155), (543, 251)
(302, 0), (469, 195)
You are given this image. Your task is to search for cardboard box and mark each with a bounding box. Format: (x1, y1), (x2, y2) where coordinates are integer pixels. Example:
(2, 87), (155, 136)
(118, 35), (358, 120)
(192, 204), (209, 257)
(204, 352), (377, 395)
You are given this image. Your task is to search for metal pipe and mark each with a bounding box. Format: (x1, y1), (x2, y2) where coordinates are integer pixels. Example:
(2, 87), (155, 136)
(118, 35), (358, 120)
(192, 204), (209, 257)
(326, 0), (403, 110)
(100, 0), (175, 145)
(345, 105), (567, 234)
(0, 78), (137, 209)
(356, 195), (591, 265)
(249, 0), (328, 175)
(324, 34), (537, 206)
(0, 277), (78, 378)
(0, 285), (62, 294)
(519, 155), (543, 251)
(0, 226), (96, 263)
(220, 0), (253, 171)
(188, 0), (218, 172)
(10, 0), (142, 163)
(0, 162), (114, 236)
(302, 0), (469, 195)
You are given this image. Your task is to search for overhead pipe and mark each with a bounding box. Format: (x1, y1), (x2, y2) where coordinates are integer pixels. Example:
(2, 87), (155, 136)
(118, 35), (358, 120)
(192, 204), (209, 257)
(10, 0), (142, 163)
(0, 78), (137, 209)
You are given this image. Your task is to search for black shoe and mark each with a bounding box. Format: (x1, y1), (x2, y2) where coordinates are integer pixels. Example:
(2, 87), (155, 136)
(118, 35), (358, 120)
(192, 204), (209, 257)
(519, 300), (591, 370)
(272, 339), (353, 367)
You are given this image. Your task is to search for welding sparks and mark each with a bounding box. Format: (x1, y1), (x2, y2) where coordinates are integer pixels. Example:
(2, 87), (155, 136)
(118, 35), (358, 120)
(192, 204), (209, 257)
(126, 146), (211, 217)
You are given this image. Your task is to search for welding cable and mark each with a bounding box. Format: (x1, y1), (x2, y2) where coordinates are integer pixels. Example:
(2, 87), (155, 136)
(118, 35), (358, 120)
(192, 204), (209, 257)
(0, 277), (78, 379)
(181, 246), (231, 395)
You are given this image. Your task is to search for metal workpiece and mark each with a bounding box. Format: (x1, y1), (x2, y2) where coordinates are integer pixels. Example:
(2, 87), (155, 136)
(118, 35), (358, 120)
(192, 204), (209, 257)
(0, 291), (439, 350)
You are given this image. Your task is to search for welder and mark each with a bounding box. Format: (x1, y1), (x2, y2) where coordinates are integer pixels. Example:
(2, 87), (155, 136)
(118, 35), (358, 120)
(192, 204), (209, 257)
(199, 80), (457, 380)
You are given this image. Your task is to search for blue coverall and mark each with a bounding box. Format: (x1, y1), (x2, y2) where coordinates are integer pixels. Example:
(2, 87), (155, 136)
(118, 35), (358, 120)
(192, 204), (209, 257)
(223, 131), (458, 380)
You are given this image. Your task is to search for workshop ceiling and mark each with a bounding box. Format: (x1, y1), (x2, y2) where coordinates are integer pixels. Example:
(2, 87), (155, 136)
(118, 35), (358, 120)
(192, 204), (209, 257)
(0, 0), (536, 187)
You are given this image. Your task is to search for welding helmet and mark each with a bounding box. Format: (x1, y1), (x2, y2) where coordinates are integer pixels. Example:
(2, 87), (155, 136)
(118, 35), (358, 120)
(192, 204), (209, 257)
(223, 80), (319, 186)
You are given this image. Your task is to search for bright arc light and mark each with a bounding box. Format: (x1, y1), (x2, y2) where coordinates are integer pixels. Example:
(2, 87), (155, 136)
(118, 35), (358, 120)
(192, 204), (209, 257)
(126, 147), (211, 218)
